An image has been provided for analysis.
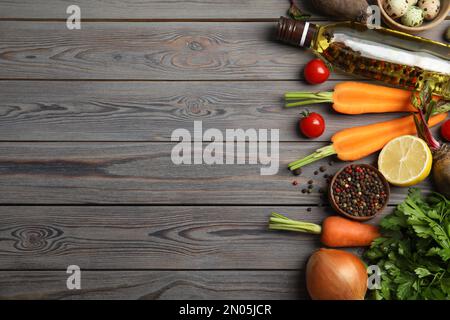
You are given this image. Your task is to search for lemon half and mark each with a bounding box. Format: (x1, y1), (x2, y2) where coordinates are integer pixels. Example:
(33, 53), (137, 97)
(378, 135), (432, 187)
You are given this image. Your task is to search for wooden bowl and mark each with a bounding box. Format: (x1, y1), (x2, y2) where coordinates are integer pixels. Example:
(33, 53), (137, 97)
(377, 0), (450, 34)
(328, 164), (390, 221)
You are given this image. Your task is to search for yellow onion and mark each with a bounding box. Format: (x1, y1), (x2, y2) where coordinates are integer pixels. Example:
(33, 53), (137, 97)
(306, 248), (367, 300)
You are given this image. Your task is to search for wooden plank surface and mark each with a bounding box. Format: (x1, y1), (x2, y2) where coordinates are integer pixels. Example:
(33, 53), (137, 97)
(0, 206), (379, 269)
(0, 142), (432, 204)
(0, 21), (327, 80)
(0, 0), (318, 20)
(0, 0), (449, 300)
(0, 21), (448, 80)
(0, 0), (447, 20)
(0, 80), (423, 142)
(0, 270), (303, 300)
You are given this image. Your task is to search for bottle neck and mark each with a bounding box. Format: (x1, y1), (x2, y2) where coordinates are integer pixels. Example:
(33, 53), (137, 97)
(277, 17), (317, 49)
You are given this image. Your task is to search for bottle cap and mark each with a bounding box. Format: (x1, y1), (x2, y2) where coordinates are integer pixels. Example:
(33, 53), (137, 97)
(277, 16), (317, 48)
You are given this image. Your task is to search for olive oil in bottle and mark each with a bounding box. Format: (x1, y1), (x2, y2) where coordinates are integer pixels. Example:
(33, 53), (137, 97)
(277, 17), (450, 99)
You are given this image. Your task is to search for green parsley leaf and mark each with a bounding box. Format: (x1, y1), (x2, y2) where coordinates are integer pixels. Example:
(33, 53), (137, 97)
(414, 267), (432, 278)
(364, 189), (450, 300)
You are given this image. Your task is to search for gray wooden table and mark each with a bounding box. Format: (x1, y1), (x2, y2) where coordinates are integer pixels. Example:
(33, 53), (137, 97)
(0, 0), (448, 299)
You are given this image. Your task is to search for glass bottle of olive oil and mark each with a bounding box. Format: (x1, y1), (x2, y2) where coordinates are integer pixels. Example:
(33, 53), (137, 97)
(277, 17), (450, 99)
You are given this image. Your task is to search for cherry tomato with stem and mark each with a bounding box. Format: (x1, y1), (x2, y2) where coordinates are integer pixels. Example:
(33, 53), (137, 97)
(299, 111), (325, 139)
(441, 119), (450, 142)
(304, 59), (330, 85)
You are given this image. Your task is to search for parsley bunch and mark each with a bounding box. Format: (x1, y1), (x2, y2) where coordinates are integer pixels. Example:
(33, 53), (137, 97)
(364, 189), (450, 300)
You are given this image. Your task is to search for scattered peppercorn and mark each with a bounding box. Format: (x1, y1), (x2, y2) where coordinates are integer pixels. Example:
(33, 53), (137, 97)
(292, 180), (298, 186)
(308, 180), (313, 185)
(307, 189), (312, 194)
(319, 166), (326, 172)
(331, 164), (388, 217)
(306, 208), (312, 212)
(293, 168), (302, 176)
(314, 170), (319, 175)
(326, 174), (333, 184)
(302, 189), (307, 193)
(308, 184), (313, 189)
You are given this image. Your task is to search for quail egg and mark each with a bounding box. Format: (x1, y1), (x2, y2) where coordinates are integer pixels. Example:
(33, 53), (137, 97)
(418, 0), (441, 21)
(401, 6), (424, 26)
(406, 0), (419, 5)
(384, 0), (410, 18)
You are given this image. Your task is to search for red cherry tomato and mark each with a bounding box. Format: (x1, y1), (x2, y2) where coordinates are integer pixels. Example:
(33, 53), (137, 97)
(304, 59), (330, 85)
(299, 112), (325, 138)
(441, 119), (450, 142)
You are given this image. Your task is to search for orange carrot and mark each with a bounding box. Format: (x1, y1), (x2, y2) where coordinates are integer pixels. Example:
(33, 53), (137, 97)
(288, 112), (448, 170)
(285, 82), (439, 114)
(269, 213), (380, 248)
(320, 216), (380, 247)
(332, 112), (447, 161)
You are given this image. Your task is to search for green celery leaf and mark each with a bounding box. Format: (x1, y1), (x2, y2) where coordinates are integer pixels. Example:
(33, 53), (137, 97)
(411, 225), (434, 239)
(414, 267), (432, 278)
(396, 280), (414, 300)
(438, 248), (450, 261)
(427, 209), (441, 220)
(426, 247), (442, 257)
(440, 277), (450, 295)
(364, 188), (450, 300)
(381, 214), (407, 230)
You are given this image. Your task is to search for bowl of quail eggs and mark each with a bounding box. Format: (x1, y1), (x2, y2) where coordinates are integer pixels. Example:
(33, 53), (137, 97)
(377, 0), (449, 34)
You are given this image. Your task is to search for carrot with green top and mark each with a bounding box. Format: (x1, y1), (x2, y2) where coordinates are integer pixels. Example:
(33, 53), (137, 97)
(269, 213), (380, 247)
(288, 107), (449, 171)
(285, 82), (439, 114)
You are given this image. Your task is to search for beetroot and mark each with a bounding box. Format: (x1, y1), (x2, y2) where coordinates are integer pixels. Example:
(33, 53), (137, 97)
(310, 0), (370, 22)
(432, 144), (450, 199)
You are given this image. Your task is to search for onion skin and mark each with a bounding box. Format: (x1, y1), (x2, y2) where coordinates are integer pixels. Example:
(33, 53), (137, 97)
(306, 248), (367, 300)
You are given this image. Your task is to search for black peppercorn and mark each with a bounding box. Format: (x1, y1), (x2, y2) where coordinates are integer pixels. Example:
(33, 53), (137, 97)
(331, 165), (388, 217)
